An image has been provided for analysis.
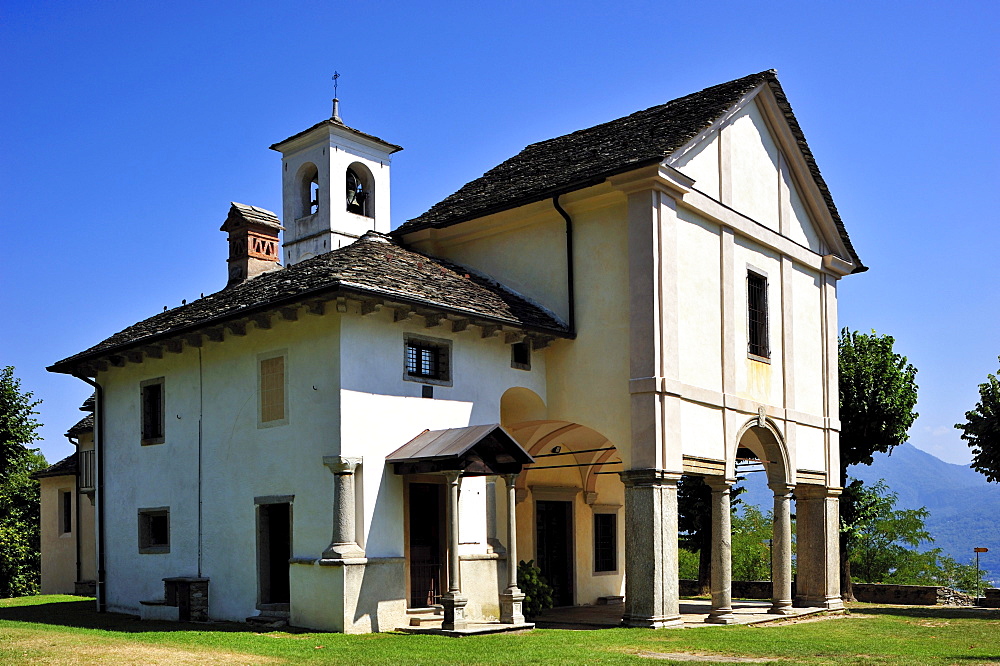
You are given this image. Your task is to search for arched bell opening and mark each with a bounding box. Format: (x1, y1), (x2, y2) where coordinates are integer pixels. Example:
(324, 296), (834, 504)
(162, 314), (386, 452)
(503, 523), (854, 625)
(345, 162), (374, 218)
(295, 162), (320, 220)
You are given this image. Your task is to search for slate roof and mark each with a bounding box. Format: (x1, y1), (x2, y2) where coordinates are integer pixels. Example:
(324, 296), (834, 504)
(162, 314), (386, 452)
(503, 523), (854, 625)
(49, 232), (569, 374)
(396, 70), (863, 272)
(270, 117), (403, 154)
(66, 414), (94, 437)
(31, 453), (77, 479)
(80, 394), (95, 412)
(221, 202), (283, 231)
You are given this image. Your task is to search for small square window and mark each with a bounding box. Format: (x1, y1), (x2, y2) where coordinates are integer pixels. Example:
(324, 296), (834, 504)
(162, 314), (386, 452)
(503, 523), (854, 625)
(259, 352), (288, 427)
(594, 513), (617, 572)
(747, 271), (770, 360)
(138, 507), (170, 553)
(511, 341), (531, 371)
(404, 335), (452, 386)
(140, 378), (165, 445)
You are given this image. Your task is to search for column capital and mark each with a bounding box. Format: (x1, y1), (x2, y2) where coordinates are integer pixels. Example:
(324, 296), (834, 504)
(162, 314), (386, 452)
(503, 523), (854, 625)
(619, 468), (682, 488)
(501, 472), (519, 488)
(768, 483), (795, 497)
(704, 476), (738, 491)
(323, 456), (361, 475)
(795, 484), (842, 500)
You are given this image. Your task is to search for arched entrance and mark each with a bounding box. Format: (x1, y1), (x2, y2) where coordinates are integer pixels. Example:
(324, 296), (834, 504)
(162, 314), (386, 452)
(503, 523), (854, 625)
(501, 388), (626, 609)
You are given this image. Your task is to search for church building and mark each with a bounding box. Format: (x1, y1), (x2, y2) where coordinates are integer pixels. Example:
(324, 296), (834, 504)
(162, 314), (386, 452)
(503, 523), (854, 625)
(48, 70), (863, 632)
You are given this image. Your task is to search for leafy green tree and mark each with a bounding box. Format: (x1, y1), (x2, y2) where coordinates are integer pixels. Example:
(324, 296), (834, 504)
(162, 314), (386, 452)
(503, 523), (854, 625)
(955, 357), (1000, 483)
(678, 476), (746, 594)
(0, 366), (45, 598)
(838, 329), (919, 600)
(731, 505), (773, 582)
(845, 479), (931, 583)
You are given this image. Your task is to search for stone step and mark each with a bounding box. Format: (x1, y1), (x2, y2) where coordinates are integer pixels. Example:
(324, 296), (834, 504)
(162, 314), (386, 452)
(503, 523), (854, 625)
(246, 614), (289, 629)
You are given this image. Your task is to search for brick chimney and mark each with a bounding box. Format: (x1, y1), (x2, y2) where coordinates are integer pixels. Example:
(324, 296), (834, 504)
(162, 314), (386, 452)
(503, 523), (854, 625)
(220, 202), (284, 288)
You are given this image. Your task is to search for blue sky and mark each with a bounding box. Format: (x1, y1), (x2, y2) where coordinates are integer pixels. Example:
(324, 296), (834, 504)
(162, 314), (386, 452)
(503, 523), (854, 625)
(3, 1), (997, 468)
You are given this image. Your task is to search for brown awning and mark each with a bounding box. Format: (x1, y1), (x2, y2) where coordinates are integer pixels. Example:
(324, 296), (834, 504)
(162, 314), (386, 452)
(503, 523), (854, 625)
(386, 424), (534, 476)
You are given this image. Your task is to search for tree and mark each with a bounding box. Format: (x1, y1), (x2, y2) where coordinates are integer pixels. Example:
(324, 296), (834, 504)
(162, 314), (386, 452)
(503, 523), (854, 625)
(955, 357), (1000, 483)
(730, 504), (773, 582)
(0, 366), (45, 598)
(844, 479), (931, 583)
(838, 329), (919, 601)
(677, 476), (746, 594)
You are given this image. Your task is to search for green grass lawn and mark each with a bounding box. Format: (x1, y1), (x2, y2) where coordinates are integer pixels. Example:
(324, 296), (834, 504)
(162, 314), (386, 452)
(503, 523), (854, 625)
(1, 595), (998, 665)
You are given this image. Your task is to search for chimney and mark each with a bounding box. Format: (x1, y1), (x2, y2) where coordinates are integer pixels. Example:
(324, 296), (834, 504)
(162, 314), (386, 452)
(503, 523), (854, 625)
(220, 202), (284, 288)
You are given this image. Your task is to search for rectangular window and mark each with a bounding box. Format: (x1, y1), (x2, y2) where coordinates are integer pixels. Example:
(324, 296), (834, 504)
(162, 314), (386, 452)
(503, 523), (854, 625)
(140, 378), (165, 444)
(511, 341), (531, 371)
(259, 354), (286, 425)
(60, 490), (72, 535)
(404, 335), (452, 386)
(747, 272), (770, 359)
(593, 513), (617, 572)
(138, 507), (170, 553)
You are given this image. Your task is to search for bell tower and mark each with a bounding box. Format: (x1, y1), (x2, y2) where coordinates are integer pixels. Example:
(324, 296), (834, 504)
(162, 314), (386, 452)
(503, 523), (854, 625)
(270, 94), (403, 266)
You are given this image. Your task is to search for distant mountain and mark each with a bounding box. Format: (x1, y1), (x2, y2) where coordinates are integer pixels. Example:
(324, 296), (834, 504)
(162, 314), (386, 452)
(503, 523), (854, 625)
(735, 443), (1000, 585)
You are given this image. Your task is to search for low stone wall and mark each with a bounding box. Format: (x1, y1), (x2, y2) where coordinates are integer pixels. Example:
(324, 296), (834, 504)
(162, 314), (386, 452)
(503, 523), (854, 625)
(852, 583), (972, 606)
(680, 580), (786, 599)
(680, 579), (973, 606)
(979, 588), (999, 607)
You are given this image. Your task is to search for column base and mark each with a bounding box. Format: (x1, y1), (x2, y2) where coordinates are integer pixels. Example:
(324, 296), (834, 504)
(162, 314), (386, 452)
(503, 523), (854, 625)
(499, 588), (525, 624)
(622, 613), (684, 628)
(768, 601), (796, 615)
(705, 609), (738, 624)
(441, 592), (469, 630)
(322, 542), (365, 560)
(795, 595), (844, 610)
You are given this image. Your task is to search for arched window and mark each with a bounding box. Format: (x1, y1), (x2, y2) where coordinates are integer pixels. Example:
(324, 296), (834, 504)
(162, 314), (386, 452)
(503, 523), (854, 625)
(297, 163), (320, 219)
(346, 167), (371, 217)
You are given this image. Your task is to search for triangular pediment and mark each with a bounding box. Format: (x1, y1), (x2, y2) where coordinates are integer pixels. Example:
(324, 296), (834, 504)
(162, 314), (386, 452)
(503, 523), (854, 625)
(666, 81), (858, 268)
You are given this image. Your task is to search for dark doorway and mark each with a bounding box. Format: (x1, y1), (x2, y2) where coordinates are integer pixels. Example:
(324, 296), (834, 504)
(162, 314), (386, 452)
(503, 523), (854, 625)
(408, 483), (445, 608)
(258, 503), (291, 606)
(536, 500), (574, 606)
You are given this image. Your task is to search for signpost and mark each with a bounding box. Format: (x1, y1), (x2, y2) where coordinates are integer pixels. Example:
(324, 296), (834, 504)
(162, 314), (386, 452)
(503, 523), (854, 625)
(974, 548), (989, 603)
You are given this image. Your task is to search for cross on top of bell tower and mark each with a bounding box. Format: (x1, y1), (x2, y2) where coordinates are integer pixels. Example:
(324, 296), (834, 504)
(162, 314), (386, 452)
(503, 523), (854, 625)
(331, 71), (342, 123)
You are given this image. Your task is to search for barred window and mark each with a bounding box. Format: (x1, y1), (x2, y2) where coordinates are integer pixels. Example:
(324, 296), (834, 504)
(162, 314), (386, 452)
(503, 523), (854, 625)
(404, 336), (451, 385)
(594, 513), (617, 572)
(747, 272), (770, 359)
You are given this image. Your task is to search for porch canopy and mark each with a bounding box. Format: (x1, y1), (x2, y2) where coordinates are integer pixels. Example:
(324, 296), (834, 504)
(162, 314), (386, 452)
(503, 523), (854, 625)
(387, 424), (533, 476)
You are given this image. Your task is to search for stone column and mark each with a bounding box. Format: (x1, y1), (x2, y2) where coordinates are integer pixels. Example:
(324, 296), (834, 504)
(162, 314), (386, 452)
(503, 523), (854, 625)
(321, 456), (364, 560)
(620, 469), (684, 628)
(794, 484), (843, 609)
(705, 477), (737, 624)
(499, 473), (526, 624)
(769, 484), (795, 615)
(440, 470), (468, 630)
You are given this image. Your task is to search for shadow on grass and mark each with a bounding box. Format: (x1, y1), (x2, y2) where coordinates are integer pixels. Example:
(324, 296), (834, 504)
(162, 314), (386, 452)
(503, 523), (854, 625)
(0, 599), (311, 635)
(856, 605), (1000, 621)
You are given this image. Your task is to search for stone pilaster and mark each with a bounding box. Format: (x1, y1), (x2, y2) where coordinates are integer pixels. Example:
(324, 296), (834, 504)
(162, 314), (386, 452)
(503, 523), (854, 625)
(440, 471), (468, 630)
(620, 469), (684, 628)
(794, 485), (843, 609)
(322, 456), (365, 560)
(499, 473), (525, 624)
(705, 477), (737, 624)
(769, 484), (795, 615)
